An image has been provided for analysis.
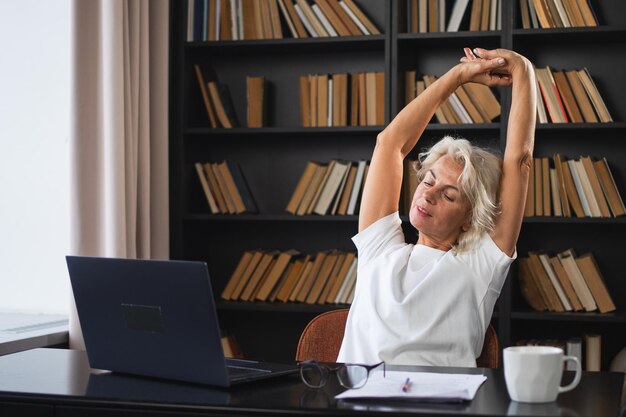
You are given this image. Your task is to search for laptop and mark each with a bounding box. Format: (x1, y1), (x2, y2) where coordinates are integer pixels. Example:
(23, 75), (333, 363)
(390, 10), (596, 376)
(66, 256), (299, 387)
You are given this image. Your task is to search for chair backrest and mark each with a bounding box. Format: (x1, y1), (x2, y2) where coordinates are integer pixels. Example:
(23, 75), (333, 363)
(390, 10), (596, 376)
(295, 308), (500, 368)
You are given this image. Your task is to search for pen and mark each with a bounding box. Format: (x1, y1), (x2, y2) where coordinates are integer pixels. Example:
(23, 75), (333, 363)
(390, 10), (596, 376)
(401, 377), (412, 393)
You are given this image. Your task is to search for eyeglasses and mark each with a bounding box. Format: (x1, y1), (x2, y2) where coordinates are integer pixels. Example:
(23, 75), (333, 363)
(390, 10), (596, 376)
(298, 359), (385, 389)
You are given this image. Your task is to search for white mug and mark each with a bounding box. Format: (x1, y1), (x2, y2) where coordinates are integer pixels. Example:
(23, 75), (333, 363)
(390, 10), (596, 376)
(503, 346), (582, 403)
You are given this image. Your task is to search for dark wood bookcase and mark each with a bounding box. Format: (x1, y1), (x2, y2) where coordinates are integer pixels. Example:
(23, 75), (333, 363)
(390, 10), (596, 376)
(169, 0), (626, 367)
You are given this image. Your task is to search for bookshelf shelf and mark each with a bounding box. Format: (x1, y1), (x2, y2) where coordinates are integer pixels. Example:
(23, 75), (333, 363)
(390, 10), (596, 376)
(185, 214), (359, 222)
(186, 35), (386, 53)
(522, 217), (626, 224)
(216, 301), (350, 314)
(511, 310), (626, 324)
(171, 0), (626, 366)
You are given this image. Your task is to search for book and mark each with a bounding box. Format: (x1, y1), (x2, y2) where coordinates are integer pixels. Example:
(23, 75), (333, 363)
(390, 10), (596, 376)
(207, 81), (236, 128)
(580, 156), (611, 217)
(340, 0), (381, 35)
(560, 158), (585, 217)
(288, 256), (315, 301)
(329, 161), (352, 214)
(447, 0), (471, 31)
(297, 163), (328, 215)
(195, 162), (220, 213)
(538, 253), (571, 311)
(326, 0), (363, 35)
(295, 251), (328, 302)
(221, 250), (255, 300)
(535, 67), (568, 123)
(577, 68), (613, 123)
(542, 157), (551, 216)
(462, 82), (501, 121)
(549, 255), (583, 311)
(211, 162), (237, 214)
(575, 253), (616, 313)
(312, 4), (339, 36)
(518, 257), (548, 311)
(246, 76), (266, 128)
(278, 0), (309, 38)
(549, 168), (562, 217)
(324, 252), (356, 303)
(557, 249), (597, 311)
(313, 160), (351, 215)
(527, 252), (564, 311)
(347, 160), (368, 215)
(567, 159), (592, 217)
(224, 160), (258, 213)
(305, 251), (339, 303)
(519, 0), (531, 29)
(469, 0), (482, 31)
(576, 0), (598, 27)
(553, 154), (571, 217)
(230, 250), (264, 300)
(564, 69), (598, 123)
(566, 337), (583, 371)
(255, 249), (299, 301)
(314, 0), (351, 36)
(217, 161), (247, 214)
(193, 65), (218, 127)
(585, 333), (601, 371)
(551, 70), (583, 123)
(572, 159), (601, 217)
(296, 0), (329, 36)
(239, 251), (278, 301)
(275, 256), (307, 302)
(593, 158), (626, 217)
(286, 161), (320, 214)
(337, 164), (357, 215)
(318, 252), (347, 303)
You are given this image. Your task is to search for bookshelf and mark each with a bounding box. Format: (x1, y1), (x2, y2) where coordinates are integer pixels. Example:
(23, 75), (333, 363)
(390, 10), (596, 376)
(170, 0), (626, 367)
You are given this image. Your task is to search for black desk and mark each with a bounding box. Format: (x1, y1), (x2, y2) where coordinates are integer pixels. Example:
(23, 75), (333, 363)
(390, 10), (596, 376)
(0, 349), (623, 417)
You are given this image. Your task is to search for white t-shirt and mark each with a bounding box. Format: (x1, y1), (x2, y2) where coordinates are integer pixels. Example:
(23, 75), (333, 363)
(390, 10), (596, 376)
(337, 212), (515, 367)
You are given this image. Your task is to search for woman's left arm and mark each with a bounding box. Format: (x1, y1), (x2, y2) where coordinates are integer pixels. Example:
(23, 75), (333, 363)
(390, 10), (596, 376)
(474, 48), (536, 256)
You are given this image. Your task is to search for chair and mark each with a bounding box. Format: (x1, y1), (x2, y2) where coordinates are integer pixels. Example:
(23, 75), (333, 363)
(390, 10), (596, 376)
(296, 309), (500, 368)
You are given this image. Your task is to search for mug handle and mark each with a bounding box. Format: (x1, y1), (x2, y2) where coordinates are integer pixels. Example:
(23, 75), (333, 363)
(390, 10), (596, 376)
(559, 355), (582, 394)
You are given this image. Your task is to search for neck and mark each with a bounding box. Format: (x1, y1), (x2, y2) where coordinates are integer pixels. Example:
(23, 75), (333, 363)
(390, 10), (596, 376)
(416, 232), (456, 251)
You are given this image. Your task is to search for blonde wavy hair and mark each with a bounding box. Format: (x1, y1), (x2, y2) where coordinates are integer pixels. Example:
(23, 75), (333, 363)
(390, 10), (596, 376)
(413, 136), (502, 253)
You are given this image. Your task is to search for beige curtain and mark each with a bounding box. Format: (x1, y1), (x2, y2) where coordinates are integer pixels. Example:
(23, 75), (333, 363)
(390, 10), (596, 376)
(69, 0), (169, 349)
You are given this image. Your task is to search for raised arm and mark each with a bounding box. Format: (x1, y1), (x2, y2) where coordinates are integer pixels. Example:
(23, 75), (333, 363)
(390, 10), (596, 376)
(358, 52), (509, 232)
(469, 48), (536, 256)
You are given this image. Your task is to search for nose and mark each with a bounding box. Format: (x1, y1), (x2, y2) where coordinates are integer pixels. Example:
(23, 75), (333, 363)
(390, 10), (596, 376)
(422, 187), (436, 204)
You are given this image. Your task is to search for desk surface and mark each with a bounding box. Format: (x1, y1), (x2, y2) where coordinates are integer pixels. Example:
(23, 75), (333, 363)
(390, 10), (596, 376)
(0, 348), (623, 417)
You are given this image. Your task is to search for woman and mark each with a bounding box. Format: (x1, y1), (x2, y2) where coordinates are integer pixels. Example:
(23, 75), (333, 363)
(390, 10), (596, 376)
(337, 48), (536, 367)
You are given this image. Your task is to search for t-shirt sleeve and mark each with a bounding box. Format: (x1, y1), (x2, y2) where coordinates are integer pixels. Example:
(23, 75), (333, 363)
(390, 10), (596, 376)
(352, 212), (407, 265)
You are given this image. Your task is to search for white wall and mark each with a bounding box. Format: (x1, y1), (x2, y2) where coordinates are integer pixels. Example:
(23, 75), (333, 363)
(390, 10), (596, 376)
(0, 0), (70, 314)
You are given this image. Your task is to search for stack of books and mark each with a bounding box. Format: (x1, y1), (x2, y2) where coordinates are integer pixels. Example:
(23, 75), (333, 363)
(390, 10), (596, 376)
(519, 0), (598, 29)
(286, 160), (369, 216)
(408, 0), (502, 33)
(194, 65), (239, 128)
(220, 249), (358, 304)
(518, 249), (615, 313)
(535, 66), (612, 124)
(300, 72), (384, 127)
(194, 161), (258, 214)
(405, 73), (501, 123)
(187, 0), (380, 41)
(524, 155), (625, 218)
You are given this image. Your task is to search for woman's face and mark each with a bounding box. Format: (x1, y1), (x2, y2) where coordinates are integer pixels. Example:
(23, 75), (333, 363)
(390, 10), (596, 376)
(409, 155), (472, 249)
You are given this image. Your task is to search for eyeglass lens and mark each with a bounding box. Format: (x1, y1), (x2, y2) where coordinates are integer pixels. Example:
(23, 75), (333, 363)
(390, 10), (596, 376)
(337, 365), (369, 389)
(300, 363), (327, 388)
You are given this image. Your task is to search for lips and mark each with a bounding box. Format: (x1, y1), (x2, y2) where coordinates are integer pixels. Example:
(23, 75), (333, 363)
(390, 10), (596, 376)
(416, 205), (431, 217)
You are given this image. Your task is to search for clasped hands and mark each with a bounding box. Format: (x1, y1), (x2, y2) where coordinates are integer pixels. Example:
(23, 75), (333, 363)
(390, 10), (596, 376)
(456, 47), (532, 88)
